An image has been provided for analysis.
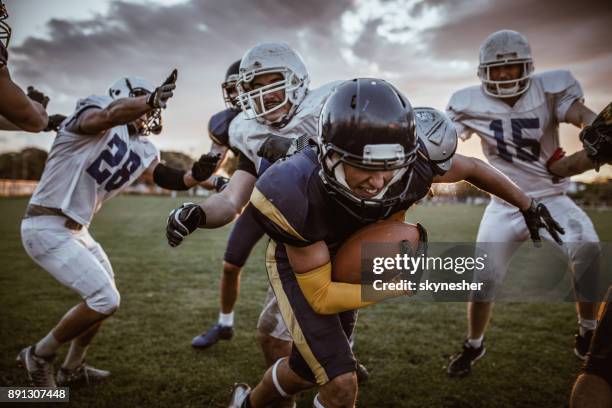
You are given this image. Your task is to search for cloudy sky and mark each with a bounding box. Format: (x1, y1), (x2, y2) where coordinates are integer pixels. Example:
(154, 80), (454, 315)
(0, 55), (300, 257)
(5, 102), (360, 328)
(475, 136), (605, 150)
(2, 0), (611, 181)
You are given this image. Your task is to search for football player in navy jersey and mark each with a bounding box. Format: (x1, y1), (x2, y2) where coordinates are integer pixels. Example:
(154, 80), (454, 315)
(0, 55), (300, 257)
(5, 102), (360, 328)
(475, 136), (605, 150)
(220, 78), (564, 408)
(0, 1), (63, 132)
(191, 59), (270, 350)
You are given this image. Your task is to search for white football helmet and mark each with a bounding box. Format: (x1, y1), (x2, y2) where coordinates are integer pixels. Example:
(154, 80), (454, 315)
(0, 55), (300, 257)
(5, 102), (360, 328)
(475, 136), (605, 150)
(477, 30), (534, 98)
(236, 42), (310, 126)
(107, 76), (161, 135)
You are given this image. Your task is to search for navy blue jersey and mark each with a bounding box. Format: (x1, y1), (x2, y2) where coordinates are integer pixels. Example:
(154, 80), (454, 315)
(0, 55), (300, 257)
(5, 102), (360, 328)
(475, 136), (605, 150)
(208, 108), (240, 152)
(250, 145), (436, 252)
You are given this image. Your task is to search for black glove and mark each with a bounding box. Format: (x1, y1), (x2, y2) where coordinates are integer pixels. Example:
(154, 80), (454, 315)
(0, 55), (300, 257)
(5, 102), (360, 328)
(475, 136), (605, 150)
(580, 101), (612, 170)
(44, 114), (67, 132)
(520, 199), (565, 246)
(213, 175), (229, 192)
(191, 153), (221, 182)
(166, 203), (205, 247)
(27, 86), (50, 108)
(257, 134), (293, 163)
(580, 125), (612, 170)
(147, 69), (177, 109)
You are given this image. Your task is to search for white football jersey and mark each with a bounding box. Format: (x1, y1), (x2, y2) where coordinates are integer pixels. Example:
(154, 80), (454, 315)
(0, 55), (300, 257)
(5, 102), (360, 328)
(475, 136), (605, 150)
(30, 95), (160, 226)
(229, 81), (342, 172)
(446, 70), (583, 198)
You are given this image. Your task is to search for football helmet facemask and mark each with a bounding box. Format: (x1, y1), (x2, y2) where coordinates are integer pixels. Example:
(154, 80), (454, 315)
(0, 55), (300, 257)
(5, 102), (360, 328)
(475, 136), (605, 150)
(222, 59), (241, 109)
(317, 78), (419, 222)
(108, 76), (162, 136)
(0, 1), (11, 48)
(478, 30), (534, 98)
(236, 42), (310, 126)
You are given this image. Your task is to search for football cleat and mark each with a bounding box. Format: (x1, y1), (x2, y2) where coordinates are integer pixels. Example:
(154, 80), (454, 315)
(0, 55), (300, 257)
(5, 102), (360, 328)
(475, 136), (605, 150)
(191, 324), (234, 349)
(356, 362), (370, 384)
(56, 362), (111, 385)
(16, 345), (56, 387)
(227, 383), (251, 408)
(574, 330), (594, 361)
(447, 339), (486, 377)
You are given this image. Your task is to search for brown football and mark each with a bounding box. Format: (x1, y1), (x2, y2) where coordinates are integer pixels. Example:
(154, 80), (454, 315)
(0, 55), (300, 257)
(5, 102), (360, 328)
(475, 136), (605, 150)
(331, 220), (422, 284)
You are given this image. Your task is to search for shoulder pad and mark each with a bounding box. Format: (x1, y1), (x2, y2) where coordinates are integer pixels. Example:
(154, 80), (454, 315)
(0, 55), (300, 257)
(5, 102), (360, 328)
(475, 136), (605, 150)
(446, 86), (481, 114)
(75, 94), (111, 112)
(414, 107), (457, 172)
(251, 152), (319, 246)
(293, 80), (343, 119)
(536, 69), (578, 94)
(208, 108), (239, 147)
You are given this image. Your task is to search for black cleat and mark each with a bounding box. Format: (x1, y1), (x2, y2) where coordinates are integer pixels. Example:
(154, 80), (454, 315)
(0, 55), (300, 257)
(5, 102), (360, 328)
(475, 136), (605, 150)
(192, 324), (234, 349)
(447, 339), (486, 377)
(356, 363), (370, 384)
(574, 330), (594, 361)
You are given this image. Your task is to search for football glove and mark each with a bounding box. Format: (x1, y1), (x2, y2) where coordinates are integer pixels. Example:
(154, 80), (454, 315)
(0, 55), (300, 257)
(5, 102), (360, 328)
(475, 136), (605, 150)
(166, 203), (205, 247)
(212, 175), (229, 192)
(580, 101), (612, 170)
(27, 86), (50, 108)
(257, 134), (293, 163)
(147, 69), (177, 110)
(191, 153), (221, 182)
(44, 114), (67, 132)
(520, 199), (565, 247)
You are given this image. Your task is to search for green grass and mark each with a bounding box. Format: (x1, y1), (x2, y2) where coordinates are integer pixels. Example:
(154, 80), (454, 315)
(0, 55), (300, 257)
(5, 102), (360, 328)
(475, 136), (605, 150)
(0, 196), (610, 407)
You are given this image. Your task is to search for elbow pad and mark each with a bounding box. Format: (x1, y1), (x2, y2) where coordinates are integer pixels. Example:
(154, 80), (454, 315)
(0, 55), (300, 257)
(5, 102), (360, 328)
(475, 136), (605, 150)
(294, 262), (374, 315)
(153, 163), (189, 191)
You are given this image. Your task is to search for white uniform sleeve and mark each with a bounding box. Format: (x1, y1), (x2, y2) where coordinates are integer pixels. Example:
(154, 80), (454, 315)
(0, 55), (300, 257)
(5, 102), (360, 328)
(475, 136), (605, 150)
(446, 92), (474, 141)
(541, 70), (584, 123)
(62, 95), (113, 135)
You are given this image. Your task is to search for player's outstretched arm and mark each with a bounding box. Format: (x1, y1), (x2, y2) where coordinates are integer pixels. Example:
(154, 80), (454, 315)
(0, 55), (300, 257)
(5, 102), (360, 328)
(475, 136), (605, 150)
(75, 71), (176, 135)
(286, 241), (375, 315)
(0, 68), (48, 132)
(165, 170), (256, 247)
(549, 100), (612, 176)
(435, 154), (564, 245)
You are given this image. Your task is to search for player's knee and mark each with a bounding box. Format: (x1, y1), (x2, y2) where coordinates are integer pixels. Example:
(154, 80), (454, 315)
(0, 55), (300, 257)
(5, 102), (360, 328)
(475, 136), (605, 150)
(86, 285), (121, 315)
(222, 261), (242, 277)
(320, 372), (357, 407)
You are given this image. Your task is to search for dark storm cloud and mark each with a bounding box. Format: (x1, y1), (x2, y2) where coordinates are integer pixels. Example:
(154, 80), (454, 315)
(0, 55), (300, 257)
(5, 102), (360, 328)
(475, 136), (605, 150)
(10, 0), (354, 97)
(421, 0), (612, 65)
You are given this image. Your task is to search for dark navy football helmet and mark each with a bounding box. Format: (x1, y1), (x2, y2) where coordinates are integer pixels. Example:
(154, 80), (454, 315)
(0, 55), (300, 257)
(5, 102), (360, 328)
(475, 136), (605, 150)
(317, 78), (419, 221)
(222, 59), (241, 109)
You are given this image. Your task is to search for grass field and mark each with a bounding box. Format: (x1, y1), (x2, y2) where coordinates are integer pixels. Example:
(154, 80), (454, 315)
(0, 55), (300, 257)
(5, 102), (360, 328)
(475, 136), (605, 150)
(0, 196), (610, 407)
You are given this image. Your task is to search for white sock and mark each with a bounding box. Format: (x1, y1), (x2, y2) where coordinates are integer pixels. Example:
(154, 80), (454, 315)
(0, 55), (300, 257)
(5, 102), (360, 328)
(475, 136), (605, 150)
(218, 311), (234, 327)
(578, 317), (597, 337)
(62, 341), (88, 370)
(34, 331), (62, 357)
(467, 335), (484, 349)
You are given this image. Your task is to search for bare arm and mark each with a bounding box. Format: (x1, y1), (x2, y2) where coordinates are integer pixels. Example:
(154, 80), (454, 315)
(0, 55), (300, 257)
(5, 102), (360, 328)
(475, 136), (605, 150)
(0, 67), (48, 132)
(199, 170), (256, 228)
(434, 154), (531, 210)
(548, 100), (599, 177)
(71, 96), (152, 136)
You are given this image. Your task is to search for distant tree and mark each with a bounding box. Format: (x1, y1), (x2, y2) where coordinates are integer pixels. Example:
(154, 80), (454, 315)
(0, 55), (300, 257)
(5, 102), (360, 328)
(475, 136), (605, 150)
(0, 148), (48, 180)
